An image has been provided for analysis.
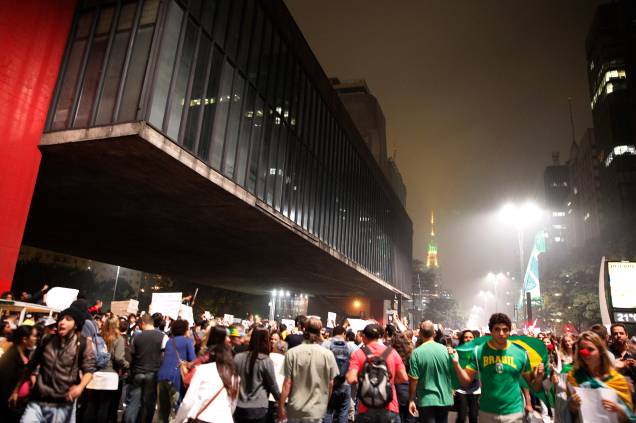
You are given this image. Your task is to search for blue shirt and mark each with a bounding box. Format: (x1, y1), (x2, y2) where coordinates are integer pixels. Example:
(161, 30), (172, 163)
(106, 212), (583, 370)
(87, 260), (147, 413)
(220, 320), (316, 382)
(157, 336), (195, 391)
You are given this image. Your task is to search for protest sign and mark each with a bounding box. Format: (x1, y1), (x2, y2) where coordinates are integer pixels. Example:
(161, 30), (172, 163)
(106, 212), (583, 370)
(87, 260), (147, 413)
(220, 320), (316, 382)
(110, 299), (138, 316)
(149, 292), (182, 319)
(281, 319), (295, 329)
(45, 287), (79, 310)
(178, 305), (194, 325)
(327, 312), (337, 328)
(223, 314), (234, 325)
(203, 311), (212, 320)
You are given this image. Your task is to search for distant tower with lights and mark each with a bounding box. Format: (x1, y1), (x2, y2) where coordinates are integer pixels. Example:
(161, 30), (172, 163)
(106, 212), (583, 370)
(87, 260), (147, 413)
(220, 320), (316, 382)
(426, 211), (439, 268)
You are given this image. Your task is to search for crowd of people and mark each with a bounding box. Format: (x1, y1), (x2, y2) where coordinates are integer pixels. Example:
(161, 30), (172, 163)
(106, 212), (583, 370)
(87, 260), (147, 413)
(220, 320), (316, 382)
(1, 295), (636, 423)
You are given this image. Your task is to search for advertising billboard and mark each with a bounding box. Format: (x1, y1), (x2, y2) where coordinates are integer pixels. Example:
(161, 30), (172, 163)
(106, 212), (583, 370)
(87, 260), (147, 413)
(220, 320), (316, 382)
(607, 261), (636, 309)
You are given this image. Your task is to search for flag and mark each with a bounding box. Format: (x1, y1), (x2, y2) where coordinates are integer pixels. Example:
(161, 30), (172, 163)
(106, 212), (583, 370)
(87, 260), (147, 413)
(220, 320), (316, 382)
(523, 231), (547, 300)
(455, 335), (548, 371)
(455, 335), (551, 404)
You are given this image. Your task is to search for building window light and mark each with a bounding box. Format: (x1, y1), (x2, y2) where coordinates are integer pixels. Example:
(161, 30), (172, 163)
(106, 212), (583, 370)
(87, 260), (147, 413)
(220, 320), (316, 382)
(584, 212), (590, 221)
(554, 236), (562, 242)
(591, 68), (627, 109)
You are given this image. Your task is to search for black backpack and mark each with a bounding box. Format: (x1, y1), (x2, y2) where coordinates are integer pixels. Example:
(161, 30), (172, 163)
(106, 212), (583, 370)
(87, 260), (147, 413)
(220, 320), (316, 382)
(357, 345), (394, 409)
(330, 340), (350, 385)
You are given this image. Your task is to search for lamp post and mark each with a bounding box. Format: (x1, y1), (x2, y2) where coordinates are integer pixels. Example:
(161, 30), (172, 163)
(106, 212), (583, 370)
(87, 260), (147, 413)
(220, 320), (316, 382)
(499, 202), (542, 326)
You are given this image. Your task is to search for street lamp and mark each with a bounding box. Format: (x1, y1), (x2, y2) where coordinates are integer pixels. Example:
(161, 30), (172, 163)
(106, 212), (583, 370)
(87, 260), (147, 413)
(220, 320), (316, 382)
(498, 201), (543, 325)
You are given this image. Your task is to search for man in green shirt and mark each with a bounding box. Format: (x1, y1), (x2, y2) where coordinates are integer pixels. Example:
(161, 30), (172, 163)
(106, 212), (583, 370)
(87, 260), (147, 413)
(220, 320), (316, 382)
(450, 313), (544, 423)
(408, 320), (454, 422)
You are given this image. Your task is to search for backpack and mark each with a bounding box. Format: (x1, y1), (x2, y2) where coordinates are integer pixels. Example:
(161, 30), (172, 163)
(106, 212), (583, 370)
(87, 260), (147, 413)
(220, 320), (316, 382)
(330, 340), (350, 384)
(357, 345), (394, 409)
(84, 319), (111, 370)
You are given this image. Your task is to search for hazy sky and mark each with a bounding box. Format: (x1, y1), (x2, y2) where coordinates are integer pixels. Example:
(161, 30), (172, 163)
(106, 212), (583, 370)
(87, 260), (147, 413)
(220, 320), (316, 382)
(285, 0), (602, 309)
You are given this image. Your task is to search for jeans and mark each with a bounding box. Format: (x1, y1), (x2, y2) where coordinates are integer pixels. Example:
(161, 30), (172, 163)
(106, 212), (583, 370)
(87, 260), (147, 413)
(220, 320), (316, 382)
(21, 401), (76, 423)
(80, 389), (121, 423)
(123, 372), (157, 423)
(396, 383), (417, 423)
(454, 393), (479, 423)
(417, 406), (449, 423)
(354, 409), (401, 423)
(156, 381), (180, 423)
(323, 383), (351, 423)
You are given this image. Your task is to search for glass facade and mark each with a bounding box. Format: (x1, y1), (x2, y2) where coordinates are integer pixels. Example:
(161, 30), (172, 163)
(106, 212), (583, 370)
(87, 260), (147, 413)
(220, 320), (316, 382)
(46, 0), (412, 294)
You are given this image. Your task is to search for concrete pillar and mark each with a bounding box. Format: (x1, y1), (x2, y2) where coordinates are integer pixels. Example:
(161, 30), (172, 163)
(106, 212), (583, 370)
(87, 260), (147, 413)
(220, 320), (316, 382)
(0, 0), (76, 292)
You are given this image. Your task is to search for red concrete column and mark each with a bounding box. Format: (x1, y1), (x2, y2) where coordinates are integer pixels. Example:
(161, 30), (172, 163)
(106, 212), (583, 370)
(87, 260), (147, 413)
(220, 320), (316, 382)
(0, 0), (76, 293)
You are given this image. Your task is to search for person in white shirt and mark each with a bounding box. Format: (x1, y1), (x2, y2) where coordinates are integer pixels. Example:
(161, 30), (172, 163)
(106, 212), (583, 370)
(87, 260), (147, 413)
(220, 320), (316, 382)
(175, 333), (239, 423)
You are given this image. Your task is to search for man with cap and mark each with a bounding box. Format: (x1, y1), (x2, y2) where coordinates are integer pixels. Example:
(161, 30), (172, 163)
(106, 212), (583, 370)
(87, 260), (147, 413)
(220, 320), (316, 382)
(346, 323), (408, 423)
(228, 324), (248, 355)
(11, 304), (96, 422)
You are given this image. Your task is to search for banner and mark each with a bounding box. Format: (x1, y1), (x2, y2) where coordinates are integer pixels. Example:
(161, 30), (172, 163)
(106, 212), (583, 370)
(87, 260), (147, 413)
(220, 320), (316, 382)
(149, 292), (182, 319)
(110, 299), (139, 316)
(523, 231), (547, 301)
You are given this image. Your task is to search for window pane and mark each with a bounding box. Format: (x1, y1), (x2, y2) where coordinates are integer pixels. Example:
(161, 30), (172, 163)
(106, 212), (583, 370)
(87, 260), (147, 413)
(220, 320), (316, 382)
(118, 24), (154, 122)
(246, 7), (263, 85)
(213, 0), (230, 49)
(197, 46), (224, 163)
(273, 124), (288, 211)
(246, 96), (264, 192)
(236, 0), (254, 73)
(234, 83), (256, 186)
(224, 0), (243, 61)
(95, 31), (129, 125)
(73, 34), (108, 127)
(183, 35), (212, 152)
(166, 21), (197, 141)
(208, 59), (234, 169)
(221, 70), (245, 178)
(256, 108), (274, 200)
(148, 1), (183, 130)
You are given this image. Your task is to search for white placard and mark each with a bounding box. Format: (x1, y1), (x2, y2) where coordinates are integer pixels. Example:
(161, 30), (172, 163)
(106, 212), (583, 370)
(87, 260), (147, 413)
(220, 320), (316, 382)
(178, 305), (194, 326)
(345, 318), (368, 333)
(149, 292), (182, 319)
(241, 320), (252, 329)
(223, 314), (234, 325)
(110, 299), (138, 316)
(203, 311), (212, 320)
(281, 319), (295, 329)
(574, 386), (618, 423)
(327, 312), (337, 328)
(45, 287), (79, 310)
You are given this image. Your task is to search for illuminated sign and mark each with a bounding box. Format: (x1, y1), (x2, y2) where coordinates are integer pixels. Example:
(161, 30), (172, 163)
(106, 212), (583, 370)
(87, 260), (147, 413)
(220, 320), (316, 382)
(607, 261), (636, 309)
(604, 145), (636, 167)
(613, 312), (636, 323)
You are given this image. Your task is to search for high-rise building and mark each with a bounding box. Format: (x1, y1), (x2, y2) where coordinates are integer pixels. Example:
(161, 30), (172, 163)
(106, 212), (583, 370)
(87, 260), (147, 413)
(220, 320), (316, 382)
(586, 0), (636, 243)
(566, 129), (601, 248)
(331, 78), (407, 206)
(426, 211), (439, 269)
(544, 153), (570, 246)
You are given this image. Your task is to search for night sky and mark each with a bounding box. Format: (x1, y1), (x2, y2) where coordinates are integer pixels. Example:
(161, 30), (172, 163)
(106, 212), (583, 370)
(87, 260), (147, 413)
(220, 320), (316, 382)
(285, 0), (602, 310)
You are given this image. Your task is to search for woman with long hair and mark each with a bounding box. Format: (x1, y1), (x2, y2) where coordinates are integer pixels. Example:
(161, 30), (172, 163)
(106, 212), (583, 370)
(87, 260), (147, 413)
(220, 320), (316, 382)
(559, 333), (575, 369)
(391, 332), (416, 423)
(156, 319), (195, 423)
(233, 326), (280, 423)
(568, 331), (634, 422)
(454, 329), (480, 423)
(175, 326), (239, 423)
(0, 325), (38, 422)
(81, 315), (129, 422)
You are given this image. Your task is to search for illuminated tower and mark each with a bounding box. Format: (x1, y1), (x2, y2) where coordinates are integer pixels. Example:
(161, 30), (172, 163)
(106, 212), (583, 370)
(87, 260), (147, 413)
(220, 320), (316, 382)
(426, 211), (439, 268)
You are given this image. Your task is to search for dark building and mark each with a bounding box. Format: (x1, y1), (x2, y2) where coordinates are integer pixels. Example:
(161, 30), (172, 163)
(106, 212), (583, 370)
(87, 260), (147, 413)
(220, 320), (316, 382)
(331, 78), (407, 206)
(544, 152), (570, 247)
(4, 0), (413, 312)
(586, 0), (636, 247)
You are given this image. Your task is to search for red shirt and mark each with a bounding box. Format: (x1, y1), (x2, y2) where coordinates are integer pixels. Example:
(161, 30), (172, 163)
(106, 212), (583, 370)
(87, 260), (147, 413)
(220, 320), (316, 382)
(349, 341), (405, 414)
